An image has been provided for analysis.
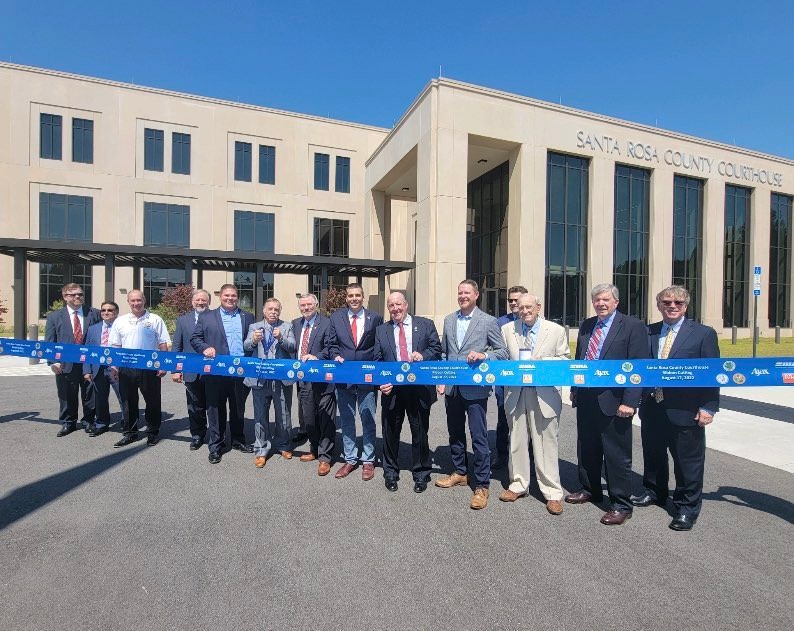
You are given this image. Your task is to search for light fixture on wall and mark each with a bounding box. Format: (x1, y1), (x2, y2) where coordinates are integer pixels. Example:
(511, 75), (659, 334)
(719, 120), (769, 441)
(401, 187), (410, 191)
(477, 158), (488, 164)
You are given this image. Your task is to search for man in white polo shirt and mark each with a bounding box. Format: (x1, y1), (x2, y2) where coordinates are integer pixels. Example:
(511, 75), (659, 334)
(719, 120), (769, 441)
(109, 289), (171, 448)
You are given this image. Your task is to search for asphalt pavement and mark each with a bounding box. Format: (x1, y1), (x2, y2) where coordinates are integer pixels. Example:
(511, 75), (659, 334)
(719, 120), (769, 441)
(1, 377), (792, 631)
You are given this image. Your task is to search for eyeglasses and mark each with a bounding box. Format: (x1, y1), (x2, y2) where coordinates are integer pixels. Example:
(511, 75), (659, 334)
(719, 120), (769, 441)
(507, 298), (520, 303)
(64, 292), (84, 297)
(661, 300), (686, 307)
(100, 309), (117, 313)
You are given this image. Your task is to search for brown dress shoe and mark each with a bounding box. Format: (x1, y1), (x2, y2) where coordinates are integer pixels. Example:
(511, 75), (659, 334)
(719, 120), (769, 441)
(546, 500), (564, 515)
(362, 463), (375, 481)
(600, 509), (632, 525)
(281, 451), (293, 460)
(335, 463), (357, 479)
(565, 491), (597, 504)
(318, 461), (331, 476)
(300, 452), (317, 462)
(435, 472), (468, 488)
(470, 487), (489, 510)
(254, 455), (266, 468)
(499, 489), (527, 502)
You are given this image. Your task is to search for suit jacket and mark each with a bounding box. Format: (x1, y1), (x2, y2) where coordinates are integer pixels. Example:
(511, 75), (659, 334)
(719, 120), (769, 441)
(292, 313), (334, 395)
(191, 307), (255, 359)
(172, 311), (201, 382)
(328, 307), (384, 390)
(45, 305), (101, 371)
(441, 307), (509, 400)
(82, 321), (114, 377)
(374, 315), (442, 411)
(502, 318), (570, 419)
(572, 311), (650, 415)
(243, 318), (297, 388)
(641, 319), (720, 426)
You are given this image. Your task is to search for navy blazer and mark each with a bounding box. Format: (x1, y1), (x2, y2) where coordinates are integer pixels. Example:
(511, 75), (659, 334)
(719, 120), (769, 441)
(573, 311), (650, 415)
(640, 319), (720, 425)
(191, 307), (255, 358)
(374, 316), (442, 410)
(172, 311), (202, 382)
(291, 313), (334, 395)
(44, 305), (101, 371)
(328, 307), (383, 390)
(82, 321), (113, 377)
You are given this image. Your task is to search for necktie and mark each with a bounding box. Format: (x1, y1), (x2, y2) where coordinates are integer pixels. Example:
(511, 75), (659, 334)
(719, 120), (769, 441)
(351, 313), (358, 346)
(654, 327), (677, 402)
(300, 322), (310, 358)
(585, 321), (603, 360)
(398, 322), (409, 361)
(73, 311), (83, 344)
(101, 324), (110, 346)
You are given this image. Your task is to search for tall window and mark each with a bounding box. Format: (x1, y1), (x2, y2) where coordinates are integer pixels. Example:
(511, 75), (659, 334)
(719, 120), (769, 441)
(39, 192), (93, 315)
(770, 193), (792, 328)
(144, 128), (164, 172)
(672, 175), (704, 321)
(613, 165), (650, 321)
(466, 161), (509, 316)
(259, 145), (276, 185)
(172, 132), (191, 175)
(335, 156), (350, 193)
(234, 141), (252, 181)
(143, 202), (190, 306)
(546, 152), (588, 327)
(40, 113), (62, 160)
(312, 217), (349, 294)
(723, 185), (751, 327)
(72, 118), (94, 164)
(234, 210), (275, 310)
(314, 153), (329, 190)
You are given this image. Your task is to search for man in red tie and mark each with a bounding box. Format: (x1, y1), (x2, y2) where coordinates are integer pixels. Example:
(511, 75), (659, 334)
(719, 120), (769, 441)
(373, 292), (442, 493)
(44, 283), (101, 437)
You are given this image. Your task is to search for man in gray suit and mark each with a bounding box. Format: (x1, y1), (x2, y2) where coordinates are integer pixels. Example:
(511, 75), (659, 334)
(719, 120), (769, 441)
(499, 293), (570, 515)
(436, 279), (508, 510)
(244, 297), (297, 468)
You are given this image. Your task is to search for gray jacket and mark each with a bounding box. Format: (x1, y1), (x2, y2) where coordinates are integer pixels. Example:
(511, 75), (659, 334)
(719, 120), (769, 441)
(243, 319), (297, 388)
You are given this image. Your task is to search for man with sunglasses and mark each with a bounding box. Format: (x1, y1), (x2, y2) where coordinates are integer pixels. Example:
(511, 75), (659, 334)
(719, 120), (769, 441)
(83, 301), (123, 436)
(631, 286), (720, 531)
(44, 283), (101, 437)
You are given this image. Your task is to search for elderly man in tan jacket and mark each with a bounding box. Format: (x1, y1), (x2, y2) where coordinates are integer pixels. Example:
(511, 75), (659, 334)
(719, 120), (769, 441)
(499, 293), (570, 515)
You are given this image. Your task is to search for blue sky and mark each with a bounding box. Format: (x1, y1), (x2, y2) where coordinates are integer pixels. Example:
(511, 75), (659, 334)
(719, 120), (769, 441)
(2, 0), (792, 158)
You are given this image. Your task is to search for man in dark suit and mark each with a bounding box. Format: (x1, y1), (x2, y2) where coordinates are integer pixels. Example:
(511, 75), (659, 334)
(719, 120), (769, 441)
(171, 289), (211, 451)
(436, 279), (509, 510)
(45, 282), (101, 437)
(191, 284), (255, 464)
(565, 283), (650, 525)
(632, 285), (719, 531)
(374, 291), (442, 493)
(328, 282), (383, 481)
(82, 301), (122, 436)
(292, 293), (336, 476)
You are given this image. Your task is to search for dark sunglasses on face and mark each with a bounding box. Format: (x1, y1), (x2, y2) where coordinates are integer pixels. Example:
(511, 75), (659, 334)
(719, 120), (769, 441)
(100, 309), (117, 313)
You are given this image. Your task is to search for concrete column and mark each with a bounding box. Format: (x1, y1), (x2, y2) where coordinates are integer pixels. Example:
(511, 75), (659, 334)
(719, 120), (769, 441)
(184, 259), (193, 286)
(587, 156), (614, 289)
(104, 254), (115, 302)
(648, 172), (674, 318)
(701, 181), (724, 330)
(750, 188), (771, 332)
(13, 249), (27, 339)
(255, 263), (265, 315)
(507, 144), (544, 296)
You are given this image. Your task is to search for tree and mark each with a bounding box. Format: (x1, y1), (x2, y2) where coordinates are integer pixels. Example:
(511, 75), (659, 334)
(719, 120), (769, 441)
(0, 291), (8, 324)
(323, 287), (347, 315)
(160, 284), (195, 316)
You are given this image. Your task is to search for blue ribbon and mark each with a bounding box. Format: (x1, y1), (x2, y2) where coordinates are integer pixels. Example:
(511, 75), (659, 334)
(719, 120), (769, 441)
(2, 338), (792, 388)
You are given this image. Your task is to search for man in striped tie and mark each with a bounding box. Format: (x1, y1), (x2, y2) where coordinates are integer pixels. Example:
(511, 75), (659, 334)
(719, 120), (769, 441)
(565, 283), (650, 525)
(83, 301), (123, 436)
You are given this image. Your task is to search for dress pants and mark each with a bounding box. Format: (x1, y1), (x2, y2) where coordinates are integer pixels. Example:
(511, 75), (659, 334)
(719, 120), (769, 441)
(252, 381), (293, 457)
(575, 392), (633, 513)
(118, 368), (162, 437)
(337, 386), (377, 465)
(507, 388), (563, 501)
(55, 364), (95, 427)
(204, 376), (249, 454)
(494, 386), (510, 461)
(445, 392), (490, 488)
(296, 382), (336, 463)
(184, 377), (208, 441)
(641, 400), (706, 517)
(381, 387), (432, 483)
(92, 367), (121, 430)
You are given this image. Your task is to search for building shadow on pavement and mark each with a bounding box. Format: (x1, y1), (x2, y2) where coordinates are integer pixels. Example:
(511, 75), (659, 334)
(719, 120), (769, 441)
(703, 485), (794, 525)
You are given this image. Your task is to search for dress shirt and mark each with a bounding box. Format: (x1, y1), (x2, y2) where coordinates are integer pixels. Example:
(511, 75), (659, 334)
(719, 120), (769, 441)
(522, 317), (542, 352)
(392, 315), (413, 358)
(108, 311), (171, 350)
(657, 317), (685, 357)
(591, 310), (617, 359)
(67, 306), (85, 338)
(347, 308), (365, 346)
(299, 313), (318, 351)
(220, 307), (244, 356)
(101, 321), (113, 346)
(456, 310), (474, 347)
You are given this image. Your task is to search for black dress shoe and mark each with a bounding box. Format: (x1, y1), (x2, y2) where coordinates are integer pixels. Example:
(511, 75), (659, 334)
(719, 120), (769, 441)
(208, 451), (222, 464)
(231, 442), (253, 454)
(57, 424), (77, 437)
(630, 492), (666, 507)
(669, 514), (697, 531)
(88, 426), (108, 437)
(146, 434), (159, 447)
(385, 478), (398, 492)
(189, 438), (204, 451)
(413, 480), (428, 494)
(84, 423), (95, 434)
(113, 434), (139, 448)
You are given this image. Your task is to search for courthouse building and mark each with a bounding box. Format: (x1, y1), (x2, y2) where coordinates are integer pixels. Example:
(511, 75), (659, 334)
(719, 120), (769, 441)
(0, 62), (792, 338)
